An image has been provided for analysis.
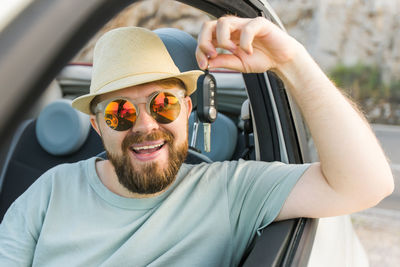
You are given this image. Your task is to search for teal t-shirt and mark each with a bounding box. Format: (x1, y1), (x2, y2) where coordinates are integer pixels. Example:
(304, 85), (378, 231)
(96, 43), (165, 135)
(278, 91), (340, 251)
(0, 157), (309, 266)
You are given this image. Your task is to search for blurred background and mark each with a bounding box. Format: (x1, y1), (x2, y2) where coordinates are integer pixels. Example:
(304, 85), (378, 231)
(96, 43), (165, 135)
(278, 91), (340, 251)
(72, 0), (400, 265)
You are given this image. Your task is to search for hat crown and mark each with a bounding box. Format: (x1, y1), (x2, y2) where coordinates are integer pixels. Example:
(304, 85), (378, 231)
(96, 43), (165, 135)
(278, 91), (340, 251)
(90, 27), (180, 94)
(71, 26), (203, 115)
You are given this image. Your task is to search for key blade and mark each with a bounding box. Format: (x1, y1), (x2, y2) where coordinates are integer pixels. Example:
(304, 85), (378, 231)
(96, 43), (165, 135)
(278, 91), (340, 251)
(191, 120), (199, 148)
(203, 123), (211, 152)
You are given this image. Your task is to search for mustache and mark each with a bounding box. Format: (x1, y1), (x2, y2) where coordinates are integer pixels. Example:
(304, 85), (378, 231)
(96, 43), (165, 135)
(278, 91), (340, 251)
(121, 129), (174, 151)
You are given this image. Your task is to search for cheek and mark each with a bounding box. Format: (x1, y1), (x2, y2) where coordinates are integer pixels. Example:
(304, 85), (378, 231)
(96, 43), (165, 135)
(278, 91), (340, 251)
(103, 136), (120, 151)
(164, 118), (188, 143)
(99, 124), (125, 152)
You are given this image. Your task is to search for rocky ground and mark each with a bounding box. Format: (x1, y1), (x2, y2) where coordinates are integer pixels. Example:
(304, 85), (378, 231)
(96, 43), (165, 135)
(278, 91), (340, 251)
(309, 124), (400, 266)
(349, 124), (400, 266)
(351, 208), (400, 266)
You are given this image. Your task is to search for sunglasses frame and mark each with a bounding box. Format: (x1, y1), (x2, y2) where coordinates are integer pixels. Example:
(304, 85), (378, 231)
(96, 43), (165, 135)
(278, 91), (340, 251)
(94, 89), (186, 130)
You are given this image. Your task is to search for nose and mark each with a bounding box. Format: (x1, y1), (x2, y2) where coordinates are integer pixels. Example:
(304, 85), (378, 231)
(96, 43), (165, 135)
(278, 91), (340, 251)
(131, 103), (159, 133)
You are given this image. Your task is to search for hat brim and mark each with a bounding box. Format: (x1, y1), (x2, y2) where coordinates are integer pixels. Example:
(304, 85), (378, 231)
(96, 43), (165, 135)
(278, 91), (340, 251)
(72, 70), (203, 115)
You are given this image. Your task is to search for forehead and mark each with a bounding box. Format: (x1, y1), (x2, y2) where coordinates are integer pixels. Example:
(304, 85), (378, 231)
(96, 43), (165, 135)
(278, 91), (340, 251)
(98, 82), (182, 102)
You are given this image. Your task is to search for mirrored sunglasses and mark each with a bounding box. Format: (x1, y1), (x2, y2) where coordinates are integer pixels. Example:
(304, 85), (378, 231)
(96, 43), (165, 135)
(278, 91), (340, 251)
(95, 90), (184, 131)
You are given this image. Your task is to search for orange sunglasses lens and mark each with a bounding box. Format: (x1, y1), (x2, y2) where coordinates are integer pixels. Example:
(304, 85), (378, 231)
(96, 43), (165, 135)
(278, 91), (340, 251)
(150, 92), (181, 124)
(102, 92), (181, 131)
(104, 99), (137, 131)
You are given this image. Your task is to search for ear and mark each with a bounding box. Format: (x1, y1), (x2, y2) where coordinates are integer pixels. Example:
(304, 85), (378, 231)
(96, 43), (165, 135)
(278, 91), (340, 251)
(184, 96), (193, 119)
(90, 114), (101, 136)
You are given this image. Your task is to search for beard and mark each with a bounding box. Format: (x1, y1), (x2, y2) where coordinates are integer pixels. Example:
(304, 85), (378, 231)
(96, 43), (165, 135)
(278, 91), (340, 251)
(106, 129), (188, 195)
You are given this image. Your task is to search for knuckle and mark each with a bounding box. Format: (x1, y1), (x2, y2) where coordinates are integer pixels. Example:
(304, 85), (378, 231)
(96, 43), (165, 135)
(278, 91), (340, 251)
(217, 16), (227, 23)
(242, 23), (253, 33)
(241, 26), (254, 40)
(200, 21), (215, 36)
(257, 17), (271, 28)
(254, 16), (266, 23)
(198, 43), (209, 51)
(203, 20), (213, 28)
(217, 16), (230, 26)
(198, 43), (214, 55)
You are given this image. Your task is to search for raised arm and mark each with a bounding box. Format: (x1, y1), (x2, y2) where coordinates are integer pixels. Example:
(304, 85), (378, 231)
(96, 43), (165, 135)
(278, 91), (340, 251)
(196, 16), (394, 219)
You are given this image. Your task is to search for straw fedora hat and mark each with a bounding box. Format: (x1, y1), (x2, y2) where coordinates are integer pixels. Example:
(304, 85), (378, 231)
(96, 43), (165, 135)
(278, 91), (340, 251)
(71, 27), (204, 115)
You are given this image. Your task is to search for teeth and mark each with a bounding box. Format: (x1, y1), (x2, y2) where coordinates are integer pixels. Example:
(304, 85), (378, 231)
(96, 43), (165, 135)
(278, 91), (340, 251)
(133, 143), (163, 151)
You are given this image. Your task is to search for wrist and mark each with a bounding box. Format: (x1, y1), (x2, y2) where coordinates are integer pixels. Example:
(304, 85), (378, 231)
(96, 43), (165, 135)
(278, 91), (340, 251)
(273, 44), (330, 94)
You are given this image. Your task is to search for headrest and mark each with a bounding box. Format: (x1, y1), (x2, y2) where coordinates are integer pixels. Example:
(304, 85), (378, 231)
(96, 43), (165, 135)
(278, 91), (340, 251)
(154, 28), (200, 107)
(36, 99), (91, 156)
(153, 28), (200, 72)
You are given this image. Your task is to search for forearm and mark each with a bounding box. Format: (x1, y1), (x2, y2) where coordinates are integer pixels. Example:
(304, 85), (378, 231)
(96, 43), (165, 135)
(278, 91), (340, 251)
(275, 44), (394, 205)
(196, 15), (394, 216)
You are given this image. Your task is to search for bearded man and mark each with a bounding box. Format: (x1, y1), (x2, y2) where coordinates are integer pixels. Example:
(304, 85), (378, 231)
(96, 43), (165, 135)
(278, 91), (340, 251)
(0, 16), (393, 266)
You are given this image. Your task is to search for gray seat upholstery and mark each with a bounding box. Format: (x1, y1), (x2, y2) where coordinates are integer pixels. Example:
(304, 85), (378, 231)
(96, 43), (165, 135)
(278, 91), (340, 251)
(36, 99), (91, 155)
(0, 99), (104, 221)
(189, 112), (238, 161)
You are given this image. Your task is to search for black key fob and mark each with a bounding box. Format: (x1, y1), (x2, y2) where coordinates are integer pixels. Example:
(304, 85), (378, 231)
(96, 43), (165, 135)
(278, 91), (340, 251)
(196, 70), (217, 123)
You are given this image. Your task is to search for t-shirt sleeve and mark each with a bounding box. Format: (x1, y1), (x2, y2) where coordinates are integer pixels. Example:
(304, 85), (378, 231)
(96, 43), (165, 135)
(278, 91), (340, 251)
(0, 170), (52, 266)
(225, 159), (310, 257)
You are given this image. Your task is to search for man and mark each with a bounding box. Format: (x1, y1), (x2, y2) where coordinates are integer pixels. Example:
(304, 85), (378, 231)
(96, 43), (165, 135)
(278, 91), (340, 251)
(0, 16), (394, 266)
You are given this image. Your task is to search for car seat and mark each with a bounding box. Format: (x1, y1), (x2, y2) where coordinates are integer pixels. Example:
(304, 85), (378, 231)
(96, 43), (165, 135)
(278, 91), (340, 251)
(155, 28), (238, 161)
(188, 112), (238, 161)
(0, 99), (104, 221)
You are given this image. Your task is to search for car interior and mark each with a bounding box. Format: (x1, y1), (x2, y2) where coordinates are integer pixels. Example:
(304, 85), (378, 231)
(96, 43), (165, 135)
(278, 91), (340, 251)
(0, 0), (317, 266)
(0, 23), (254, 214)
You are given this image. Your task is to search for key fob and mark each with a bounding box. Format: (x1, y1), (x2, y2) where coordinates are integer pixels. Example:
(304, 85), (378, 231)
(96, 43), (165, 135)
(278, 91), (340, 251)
(196, 70), (217, 123)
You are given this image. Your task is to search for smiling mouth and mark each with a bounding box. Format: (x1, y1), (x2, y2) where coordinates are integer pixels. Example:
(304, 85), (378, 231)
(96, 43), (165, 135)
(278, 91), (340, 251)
(130, 142), (165, 154)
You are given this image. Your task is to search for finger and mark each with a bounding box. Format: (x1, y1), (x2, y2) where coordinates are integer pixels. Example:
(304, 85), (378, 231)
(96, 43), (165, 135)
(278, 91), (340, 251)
(195, 46), (209, 70)
(207, 54), (245, 72)
(197, 21), (218, 59)
(239, 17), (273, 54)
(215, 17), (238, 52)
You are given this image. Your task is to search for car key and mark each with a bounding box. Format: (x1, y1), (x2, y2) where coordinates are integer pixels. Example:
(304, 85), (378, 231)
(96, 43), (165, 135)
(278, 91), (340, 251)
(197, 70), (217, 152)
(203, 122), (211, 152)
(190, 115), (199, 148)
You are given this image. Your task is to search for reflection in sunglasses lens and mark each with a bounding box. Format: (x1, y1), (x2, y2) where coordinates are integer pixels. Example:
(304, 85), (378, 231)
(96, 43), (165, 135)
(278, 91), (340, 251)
(150, 92), (181, 124)
(103, 92), (181, 131)
(104, 100), (136, 131)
